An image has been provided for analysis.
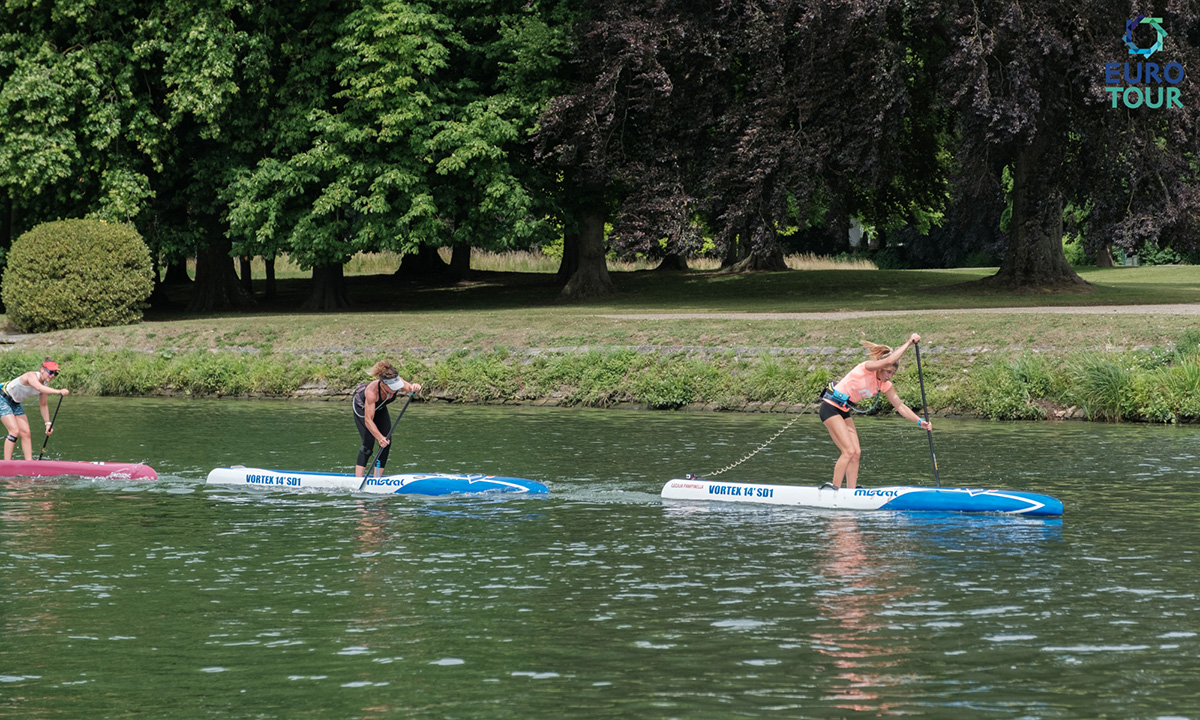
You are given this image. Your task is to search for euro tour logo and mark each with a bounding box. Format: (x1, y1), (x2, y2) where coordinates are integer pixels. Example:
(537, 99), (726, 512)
(1104, 14), (1185, 109)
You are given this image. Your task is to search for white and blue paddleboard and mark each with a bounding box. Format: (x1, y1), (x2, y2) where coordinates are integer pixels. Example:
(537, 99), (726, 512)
(661, 478), (1063, 516)
(207, 466), (548, 496)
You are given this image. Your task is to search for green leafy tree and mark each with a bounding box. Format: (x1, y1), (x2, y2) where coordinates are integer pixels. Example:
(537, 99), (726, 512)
(228, 0), (572, 310)
(0, 0), (160, 244)
(0, 0), (286, 310)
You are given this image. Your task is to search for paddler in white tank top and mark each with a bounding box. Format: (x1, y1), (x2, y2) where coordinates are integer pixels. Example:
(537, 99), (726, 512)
(1, 359), (70, 461)
(818, 334), (931, 490)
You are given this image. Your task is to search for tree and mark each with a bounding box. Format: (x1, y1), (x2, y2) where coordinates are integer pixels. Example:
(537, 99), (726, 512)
(938, 0), (1200, 289)
(0, 0), (160, 243)
(537, 0), (952, 283)
(535, 0), (713, 295)
(228, 0), (571, 310)
(143, 0), (306, 312)
(0, 0), (287, 310)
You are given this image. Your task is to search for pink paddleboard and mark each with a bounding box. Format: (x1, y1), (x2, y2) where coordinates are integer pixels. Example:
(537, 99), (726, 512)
(0, 460), (157, 481)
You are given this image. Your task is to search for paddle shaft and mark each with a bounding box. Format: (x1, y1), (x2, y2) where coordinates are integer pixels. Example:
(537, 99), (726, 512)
(362, 392), (414, 476)
(913, 341), (940, 487)
(37, 393), (64, 461)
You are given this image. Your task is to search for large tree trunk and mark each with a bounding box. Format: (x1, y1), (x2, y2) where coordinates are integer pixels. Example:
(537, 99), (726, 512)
(721, 233), (746, 267)
(1095, 241), (1115, 268)
(984, 139), (1088, 290)
(719, 223), (787, 273)
(828, 213), (852, 255)
(450, 244), (471, 279)
(163, 259), (192, 285)
(239, 256), (254, 296)
(302, 263), (351, 311)
(395, 244), (451, 280)
(264, 257), (277, 302)
(556, 231), (581, 282)
(721, 244), (787, 273)
(560, 208), (616, 301)
(655, 253), (689, 271)
(187, 236), (254, 312)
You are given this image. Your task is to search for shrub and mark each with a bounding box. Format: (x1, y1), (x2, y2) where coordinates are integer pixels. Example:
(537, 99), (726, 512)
(954, 361), (1046, 420)
(1062, 237), (1091, 267)
(1068, 356), (1133, 421)
(2, 219), (154, 332)
(744, 356), (807, 402)
(1010, 354), (1061, 398)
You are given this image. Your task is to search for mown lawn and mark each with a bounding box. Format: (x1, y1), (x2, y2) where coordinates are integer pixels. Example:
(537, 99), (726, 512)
(6, 264), (1194, 357)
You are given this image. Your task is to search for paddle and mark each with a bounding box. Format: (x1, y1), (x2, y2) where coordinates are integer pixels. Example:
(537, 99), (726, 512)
(359, 392), (414, 486)
(37, 393), (65, 461)
(913, 340), (940, 487)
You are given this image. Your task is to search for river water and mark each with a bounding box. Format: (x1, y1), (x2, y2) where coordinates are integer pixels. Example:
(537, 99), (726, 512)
(2, 397), (1199, 718)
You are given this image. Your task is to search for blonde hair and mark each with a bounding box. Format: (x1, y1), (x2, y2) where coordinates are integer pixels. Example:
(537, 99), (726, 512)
(369, 360), (399, 380)
(861, 340), (896, 364)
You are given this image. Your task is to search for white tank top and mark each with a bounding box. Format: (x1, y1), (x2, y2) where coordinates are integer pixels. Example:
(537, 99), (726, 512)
(3, 375), (39, 403)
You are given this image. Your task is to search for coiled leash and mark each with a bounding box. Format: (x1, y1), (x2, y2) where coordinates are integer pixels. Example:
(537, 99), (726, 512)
(687, 383), (881, 480)
(690, 412), (804, 479)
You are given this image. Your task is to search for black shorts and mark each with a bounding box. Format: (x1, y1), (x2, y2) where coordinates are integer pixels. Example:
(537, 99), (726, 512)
(819, 400), (851, 422)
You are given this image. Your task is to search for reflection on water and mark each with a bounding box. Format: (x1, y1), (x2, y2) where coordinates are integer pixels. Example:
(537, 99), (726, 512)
(812, 515), (915, 714)
(3, 397), (1200, 718)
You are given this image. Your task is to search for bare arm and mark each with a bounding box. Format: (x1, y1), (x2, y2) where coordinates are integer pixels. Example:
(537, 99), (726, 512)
(863, 333), (921, 371)
(884, 386), (931, 430)
(24, 372), (67, 396)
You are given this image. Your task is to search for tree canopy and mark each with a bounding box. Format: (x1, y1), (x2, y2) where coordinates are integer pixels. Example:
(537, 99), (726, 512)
(225, 0), (573, 308)
(537, 0), (1200, 290)
(2, 0), (1198, 310)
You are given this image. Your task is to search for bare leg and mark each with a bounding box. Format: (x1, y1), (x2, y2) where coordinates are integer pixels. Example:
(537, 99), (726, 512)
(16, 416), (32, 461)
(823, 415), (862, 488)
(1, 415), (18, 461)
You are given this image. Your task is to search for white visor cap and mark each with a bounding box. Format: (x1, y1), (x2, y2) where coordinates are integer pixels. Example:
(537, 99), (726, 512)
(383, 377), (406, 391)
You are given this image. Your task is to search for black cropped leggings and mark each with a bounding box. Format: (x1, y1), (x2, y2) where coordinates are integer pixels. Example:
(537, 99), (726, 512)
(355, 407), (392, 469)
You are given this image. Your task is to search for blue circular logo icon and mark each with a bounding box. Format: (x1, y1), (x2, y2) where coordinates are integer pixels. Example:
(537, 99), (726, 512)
(1125, 14), (1167, 58)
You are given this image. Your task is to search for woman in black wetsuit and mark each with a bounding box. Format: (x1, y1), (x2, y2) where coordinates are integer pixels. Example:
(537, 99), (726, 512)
(353, 360), (421, 478)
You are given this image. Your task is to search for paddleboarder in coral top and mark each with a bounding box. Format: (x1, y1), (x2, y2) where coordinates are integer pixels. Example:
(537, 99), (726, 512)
(353, 361), (421, 478)
(1, 359), (69, 461)
(819, 334), (931, 490)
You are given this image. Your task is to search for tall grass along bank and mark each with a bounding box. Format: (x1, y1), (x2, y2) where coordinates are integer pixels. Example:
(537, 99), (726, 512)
(6, 331), (1200, 423)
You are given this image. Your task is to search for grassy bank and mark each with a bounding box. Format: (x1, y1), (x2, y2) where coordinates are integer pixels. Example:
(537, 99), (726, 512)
(3, 335), (1200, 423)
(3, 264), (1199, 422)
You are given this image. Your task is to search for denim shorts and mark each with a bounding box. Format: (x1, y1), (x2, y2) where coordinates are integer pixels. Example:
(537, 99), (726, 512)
(0, 393), (26, 419)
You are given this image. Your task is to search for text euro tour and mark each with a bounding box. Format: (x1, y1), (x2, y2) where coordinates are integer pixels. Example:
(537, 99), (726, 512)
(1105, 62), (1186, 109)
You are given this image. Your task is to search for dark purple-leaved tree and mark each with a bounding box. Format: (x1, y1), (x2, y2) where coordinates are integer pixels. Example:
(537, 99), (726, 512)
(542, 0), (1200, 292)
(938, 0), (1200, 288)
(535, 2), (709, 298)
(537, 0), (951, 294)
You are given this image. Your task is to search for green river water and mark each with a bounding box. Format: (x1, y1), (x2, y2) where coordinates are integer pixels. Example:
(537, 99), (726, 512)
(2, 397), (1199, 718)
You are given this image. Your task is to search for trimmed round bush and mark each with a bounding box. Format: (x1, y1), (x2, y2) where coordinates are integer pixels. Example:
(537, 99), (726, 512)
(2, 219), (154, 332)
